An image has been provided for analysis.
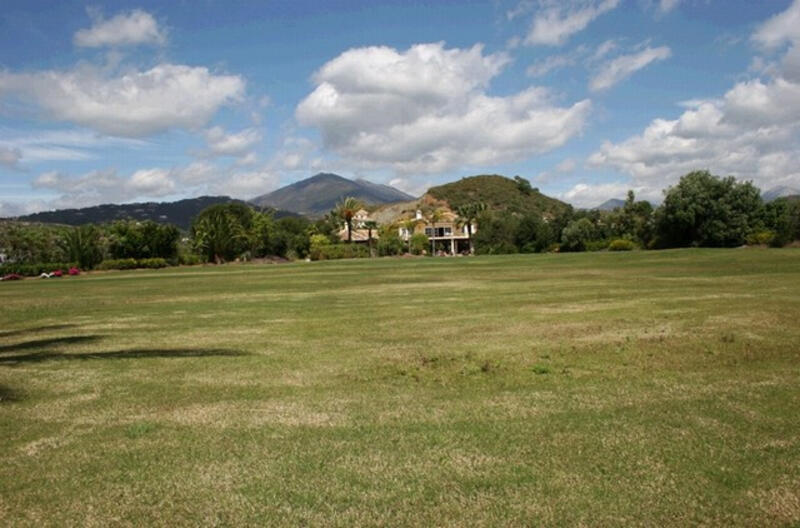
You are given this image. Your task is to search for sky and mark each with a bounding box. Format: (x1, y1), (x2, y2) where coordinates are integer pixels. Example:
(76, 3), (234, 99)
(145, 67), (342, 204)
(1, 0), (800, 214)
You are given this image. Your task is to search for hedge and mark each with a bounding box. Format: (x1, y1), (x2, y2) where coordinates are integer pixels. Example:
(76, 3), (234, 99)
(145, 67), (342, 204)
(0, 262), (77, 277)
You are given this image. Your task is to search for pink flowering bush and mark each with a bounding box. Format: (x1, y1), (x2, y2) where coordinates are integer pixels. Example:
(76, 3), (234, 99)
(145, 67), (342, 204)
(68, 267), (81, 276)
(52, 269), (63, 277)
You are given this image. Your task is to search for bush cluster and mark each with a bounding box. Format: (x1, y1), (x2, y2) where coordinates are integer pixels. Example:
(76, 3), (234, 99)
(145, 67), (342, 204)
(608, 239), (637, 251)
(309, 244), (369, 261)
(97, 258), (168, 270)
(0, 262), (77, 277)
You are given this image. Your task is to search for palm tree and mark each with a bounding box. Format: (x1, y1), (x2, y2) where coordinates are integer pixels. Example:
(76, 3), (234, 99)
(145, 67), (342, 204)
(427, 208), (444, 256)
(191, 205), (251, 263)
(58, 224), (103, 269)
(363, 220), (378, 257)
(334, 197), (363, 243)
(456, 202), (486, 255)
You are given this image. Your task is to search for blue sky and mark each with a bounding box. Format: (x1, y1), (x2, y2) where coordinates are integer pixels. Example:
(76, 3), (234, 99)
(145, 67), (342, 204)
(1, 0), (799, 213)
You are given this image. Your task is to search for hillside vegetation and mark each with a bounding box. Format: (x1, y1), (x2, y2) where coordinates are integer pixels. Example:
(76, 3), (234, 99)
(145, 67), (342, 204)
(427, 174), (570, 218)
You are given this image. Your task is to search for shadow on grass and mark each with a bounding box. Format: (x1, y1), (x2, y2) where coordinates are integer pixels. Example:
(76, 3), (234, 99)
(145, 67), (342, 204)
(0, 384), (24, 403)
(0, 347), (248, 364)
(0, 324), (78, 339)
(0, 335), (103, 354)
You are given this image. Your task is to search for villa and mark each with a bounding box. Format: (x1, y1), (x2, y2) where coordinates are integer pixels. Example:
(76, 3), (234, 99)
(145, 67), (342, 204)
(337, 206), (478, 255)
(399, 209), (476, 255)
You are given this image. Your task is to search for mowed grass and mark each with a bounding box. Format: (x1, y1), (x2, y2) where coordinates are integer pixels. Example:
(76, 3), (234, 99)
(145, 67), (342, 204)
(1, 249), (799, 526)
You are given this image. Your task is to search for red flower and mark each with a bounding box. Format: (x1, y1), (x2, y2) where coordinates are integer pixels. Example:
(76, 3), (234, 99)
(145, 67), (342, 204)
(68, 267), (81, 276)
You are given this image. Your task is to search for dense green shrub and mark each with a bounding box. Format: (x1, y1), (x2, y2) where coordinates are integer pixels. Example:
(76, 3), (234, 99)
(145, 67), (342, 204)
(585, 239), (610, 252)
(409, 233), (429, 255)
(0, 222), (68, 263)
(560, 218), (596, 252)
(308, 244), (369, 261)
(377, 232), (404, 256)
(107, 220), (180, 260)
(608, 239), (636, 251)
(97, 259), (138, 270)
(0, 262), (76, 277)
(474, 212), (519, 254)
(746, 230), (776, 246)
(97, 258), (168, 270)
(178, 253), (203, 266)
(138, 258), (168, 269)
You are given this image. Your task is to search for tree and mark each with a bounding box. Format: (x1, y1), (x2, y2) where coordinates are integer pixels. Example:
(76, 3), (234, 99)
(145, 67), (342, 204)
(606, 191), (654, 247)
(59, 224), (103, 269)
(473, 211), (519, 254)
(334, 197), (363, 243)
(560, 218), (595, 252)
(427, 208), (444, 256)
(764, 197), (800, 246)
(107, 220), (179, 260)
(403, 218), (420, 254)
(656, 171), (764, 247)
(377, 228), (404, 256)
(515, 213), (554, 253)
(455, 202), (486, 254)
(250, 212), (276, 257)
(191, 204), (254, 263)
(409, 233), (429, 255)
(363, 220), (378, 257)
(514, 175), (534, 195)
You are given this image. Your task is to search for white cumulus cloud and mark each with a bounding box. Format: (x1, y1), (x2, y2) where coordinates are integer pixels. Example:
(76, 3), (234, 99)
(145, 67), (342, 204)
(0, 64), (245, 137)
(74, 9), (167, 48)
(296, 42), (591, 174)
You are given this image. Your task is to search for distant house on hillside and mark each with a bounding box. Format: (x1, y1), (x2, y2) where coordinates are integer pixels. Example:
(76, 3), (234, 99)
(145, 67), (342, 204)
(337, 208), (380, 243)
(399, 209), (476, 255)
(337, 206), (478, 255)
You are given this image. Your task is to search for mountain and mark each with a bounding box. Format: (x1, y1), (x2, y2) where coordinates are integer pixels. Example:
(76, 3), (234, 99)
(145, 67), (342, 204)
(11, 196), (296, 230)
(426, 175), (570, 219)
(762, 186), (800, 202)
(595, 198), (625, 211)
(250, 173), (414, 216)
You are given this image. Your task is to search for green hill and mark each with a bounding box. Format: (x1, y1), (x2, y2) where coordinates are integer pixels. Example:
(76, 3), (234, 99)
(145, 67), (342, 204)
(427, 175), (570, 218)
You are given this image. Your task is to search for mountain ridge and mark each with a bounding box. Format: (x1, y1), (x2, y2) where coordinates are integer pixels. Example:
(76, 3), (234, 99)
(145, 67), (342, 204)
(9, 196), (297, 230)
(250, 173), (414, 216)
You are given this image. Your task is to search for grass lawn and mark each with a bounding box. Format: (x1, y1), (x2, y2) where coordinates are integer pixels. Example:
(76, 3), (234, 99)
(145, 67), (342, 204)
(1, 249), (799, 526)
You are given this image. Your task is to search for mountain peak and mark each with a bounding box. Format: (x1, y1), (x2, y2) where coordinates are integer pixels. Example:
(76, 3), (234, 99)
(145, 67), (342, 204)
(250, 174), (413, 216)
(594, 198), (625, 211)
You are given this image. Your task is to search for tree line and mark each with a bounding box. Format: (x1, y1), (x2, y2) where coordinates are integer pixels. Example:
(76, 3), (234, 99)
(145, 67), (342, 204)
(474, 171), (799, 254)
(2, 170), (798, 274)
